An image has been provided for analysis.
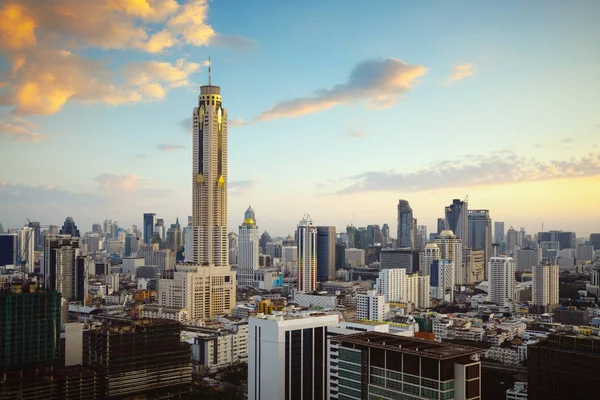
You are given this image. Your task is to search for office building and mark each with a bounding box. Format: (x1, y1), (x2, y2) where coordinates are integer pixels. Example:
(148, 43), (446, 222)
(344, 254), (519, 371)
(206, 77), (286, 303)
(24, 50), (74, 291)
(367, 224), (382, 246)
(576, 245), (594, 262)
(444, 198), (468, 243)
(420, 242), (441, 276)
(248, 313), (339, 400)
(329, 332), (482, 400)
(430, 259), (454, 303)
(296, 215), (317, 292)
(435, 230), (464, 286)
(489, 256), (516, 305)
(397, 199), (416, 249)
(191, 83), (228, 266)
(335, 244), (345, 269)
(380, 248), (420, 272)
(316, 226), (336, 282)
(382, 223), (390, 245)
(416, 224), (428, 251)
(88, 317), (191, 399)
(28, 221), (42, 251)
(238, 206), (259, 287)
(515, 248), (541, 271)
(344, 248), (364, 267)
(494, 221), (505, 244)
(467, 210), (492, 274)
(16, 227), (35, 273)
(357, 290), (389, 321)
(590, 233), (600, 250)
(539, 241), (560, 259)
(405, 273), (431, 309)
(376, 268), (406, 302)
(532, 264), (559, 311)
(506, 226), (518, 254)
(228, 231), (238, 265)
(59, 217), (80, 238)
(154, 218), (166, 244)
(166, 218), (183, 253)
(158, 264), (236, 321)
(436, 217), (445, 235)
(143, 213), (156, 244)
(43, 234), (84, 300)
(464, 248), (485, 283)
(0, 233), (17, 267)
(528, 333), (600, 400)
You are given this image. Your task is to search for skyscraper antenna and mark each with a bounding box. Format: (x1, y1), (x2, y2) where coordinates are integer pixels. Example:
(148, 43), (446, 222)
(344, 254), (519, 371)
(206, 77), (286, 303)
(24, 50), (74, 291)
(208, 56), (211, 86)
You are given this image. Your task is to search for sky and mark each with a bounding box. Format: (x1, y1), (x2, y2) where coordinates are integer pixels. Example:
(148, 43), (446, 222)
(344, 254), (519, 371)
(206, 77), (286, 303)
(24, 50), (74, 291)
(0, 0), (599, 238)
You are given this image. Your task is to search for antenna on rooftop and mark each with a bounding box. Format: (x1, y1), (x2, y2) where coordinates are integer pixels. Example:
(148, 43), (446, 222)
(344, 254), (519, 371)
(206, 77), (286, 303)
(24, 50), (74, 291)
(208, 56), (211, 86)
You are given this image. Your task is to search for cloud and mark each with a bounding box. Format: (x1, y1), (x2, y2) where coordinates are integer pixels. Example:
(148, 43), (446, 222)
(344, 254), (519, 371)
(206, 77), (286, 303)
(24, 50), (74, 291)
(254, 58), (427, 122)
(229, 118), (247, 127)
(348, 130), (366, 138)
(209, 34), (259, 50)
(0, 116), (46, 142)
(0, 181), (102, 205)
(157, 143), (185, 151)
(329, 151), (600, 194)
(445, 63), (476, 85)
(0, 51), (201, 115)
(229, 180), (257, 195)
(562, 137), (574, 143)
(93, 173), (140, 191)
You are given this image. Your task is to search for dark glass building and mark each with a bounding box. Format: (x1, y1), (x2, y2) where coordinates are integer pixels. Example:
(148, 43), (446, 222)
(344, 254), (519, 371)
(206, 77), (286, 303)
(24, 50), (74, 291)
(397, 199), (416, 249)
(59, 217), (80, 238)
(143, 213), (156, 245)
(316, 226), (336, 282)
(0, 233), (17, 267)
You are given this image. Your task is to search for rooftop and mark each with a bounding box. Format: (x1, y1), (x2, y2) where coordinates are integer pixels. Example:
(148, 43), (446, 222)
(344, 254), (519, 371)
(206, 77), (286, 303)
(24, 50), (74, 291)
(331, 331), (483, 360)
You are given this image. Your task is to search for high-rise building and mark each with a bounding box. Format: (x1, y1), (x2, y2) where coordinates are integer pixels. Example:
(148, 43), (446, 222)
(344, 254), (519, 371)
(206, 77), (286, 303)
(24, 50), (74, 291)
(59, 217), (80, 237)
(488, 256), (516, 305)
(357, 290), (389, 321)
(464, 248), (485, 283)
(405, 273), (431, 309)
(143, 213), (156, 245)
(532, 264), (559, 311)
(28, 221), (42, 251)
(248, 313), (339, 400)
(43, 234), (84, 300)
(259, 231), (271, 253)
(346, 225), (357, 248)
(430, 259), (454, 303)
(316, 226), (336, 282)
(514, 248), (541, 271)
(228, 231), (238, 265)
(416, 224), (428, 251)
(158, 264), (236, 320)
(376, 268), (406, 303)
(329, 332), (482, 400)
(17, 227), (35, 273)
(381, 223), (390, 245)
(590, 233), (600, 250)
(419, 242), (441, 276)
(0, 233), (17, 267)
(494, 221), (505, 244)
(576, 245), (594, 262)
(154, 218), (166, 245)
(380, 248), (420, 273)
(436, 217), (445, 235)
(366, 224), (381, 246)
(191, 83), (228, 266)
(528, 333), (600, 400)
(238, 206), (259, 287)
(397, 200), (416, 249)
(506, 226), (518, 254)
(166, 218), (183, 253)
(468, 210), (492, 276)
(296, 215), (317, 292)
(435, 230), (464, 286)
(444, 198), (468, 241)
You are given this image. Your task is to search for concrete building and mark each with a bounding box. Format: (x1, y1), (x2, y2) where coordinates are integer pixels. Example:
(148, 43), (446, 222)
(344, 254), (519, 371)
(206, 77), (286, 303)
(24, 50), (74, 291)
(191, 321), (249, 372)
(296, 215), (317, 292)
(357, 290), (389, 321)
(376, 268), (406, 302)
(416, 225), (428, 251)
(122, 256), (145, 275)
(344, 248), (365, 266)
(380, 248), (420, 272)
(489, 256), (516, 305)
(445, 198), (468, 243)
(328, 332), (482, 400)
(576, 245), (594, 262)
(532, 264), (559, 311)
(420, 242), (441, 276)
(139, 305), (190, 322)
(316, 226), (336, 282)
(468, 210), (492, 277)
(158, 264), (236, 321)
(253, 268), (283, 290)
(435, 230), (464, 285)
(405, 273), (431, 309)
(515, 248), (542, 271)
(191, 83), (228, 266)
(397, 199), (416, 249)
(465, 248), (485, 283)
(494, 221), (505, 244)
(43, 235), (86, 301)
(17, 227), (35, 273)
(238, 206), (259, 287)
(506, 227), (518, 254)
(430, 259), (454, 303)
(248, 313), (339, 400)
(292, 292), (338, 309)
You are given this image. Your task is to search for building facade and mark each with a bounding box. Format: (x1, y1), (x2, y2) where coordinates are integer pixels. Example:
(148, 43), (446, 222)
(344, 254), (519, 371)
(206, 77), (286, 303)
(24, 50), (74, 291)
(445, 198), (468, 243)
(296, 215), (317, 292)
(420, 243), (441, 276)
(357, 290), (389, 321)
(397, 200), (416, 249)
(435, 230), (464, 286)
(316, 226), (336, 282)
(376, 268), (406, 303)
(430, 260), (454, 303)
(489, 256), (516, 305)
(467, 210), (492, 277)
(238, 206), (259, 287)
(532, 264), (559, 310)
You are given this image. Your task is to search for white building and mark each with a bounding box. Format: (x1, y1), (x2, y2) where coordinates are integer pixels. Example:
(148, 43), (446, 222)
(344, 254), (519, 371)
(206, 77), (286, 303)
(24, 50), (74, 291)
(489, 256), (516, 305)
(430, 259), (454, 303)
(435, 230), (464, 285)
(17, 226), (35, 273)
(376, 268), (406, 302)
(293, 292), (338, 309)
(140, 305), (190, 322)
(405, 273), (431, 309)
(419, 242), (441, 276)
(248, 313), (339, 400)
(183, 225), (194, 262)
(506, 382), (528, 400)
(344, 248), (365, 266)
(253, 268), (282, 290)
(158, 264), (236, 321)
(357, 290), (389, 321)
(532, 264), (559, 308)
(238, 206), (259, 287)
(296, 215), (317, 292)
(191, 321), (249, 372)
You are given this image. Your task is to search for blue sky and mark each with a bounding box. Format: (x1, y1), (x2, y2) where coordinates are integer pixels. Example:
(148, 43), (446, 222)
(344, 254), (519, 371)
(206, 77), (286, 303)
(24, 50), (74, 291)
(1, 0), (599, 237)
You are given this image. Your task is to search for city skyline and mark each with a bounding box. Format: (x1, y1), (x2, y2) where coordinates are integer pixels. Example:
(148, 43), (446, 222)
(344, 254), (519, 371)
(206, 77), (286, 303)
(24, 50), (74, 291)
(1, 0), (600, 236)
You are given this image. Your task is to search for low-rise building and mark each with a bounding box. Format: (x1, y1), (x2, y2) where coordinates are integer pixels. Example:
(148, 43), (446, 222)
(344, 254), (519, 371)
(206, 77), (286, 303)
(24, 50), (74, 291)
(485, 347), (519, 366)
(191, 321), (249, 373)
(292, 291), (338, 309)
(139, 305), (190, 322)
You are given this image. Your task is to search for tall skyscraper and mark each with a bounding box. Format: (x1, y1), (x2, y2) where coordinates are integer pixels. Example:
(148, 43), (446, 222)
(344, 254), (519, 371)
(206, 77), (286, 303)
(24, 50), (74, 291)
(296, 215), (317, 292)
(43, 234), (85, 301)
(506, 226), (518, 254)
(489, 256), (516, 305)
(397, 199), (416, 249)
(316, 226), (336, 282)
(419, 242), (441, 276)
(0, 233), (17, 267)
(17, 226), (35, 273)
(238, 206), (259, 287)
(532, 264), (559, 311)
(228, 231), (238, 265)
(59, 217), (80, 237)
(444, 198), (468, 241)
(376, 268), (406, 302)
(381, 223), (390, 245)
(435, 230), (464, 285)
(27, 221), (42, 251)
(143, 213), (156, 244)
(416, 224), (428, 251)
(192, 83), (228, 266)
(494, 221), (505, 244)
(468, 210), (492, 277)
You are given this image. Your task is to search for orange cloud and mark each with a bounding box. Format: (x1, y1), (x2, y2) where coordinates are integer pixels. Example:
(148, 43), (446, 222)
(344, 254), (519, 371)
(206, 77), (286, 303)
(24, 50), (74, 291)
(0, 4), (38, 50)
(94, 173), (141, 191)
(445, 63), (476, 84)
(0, 118), (46, 142)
